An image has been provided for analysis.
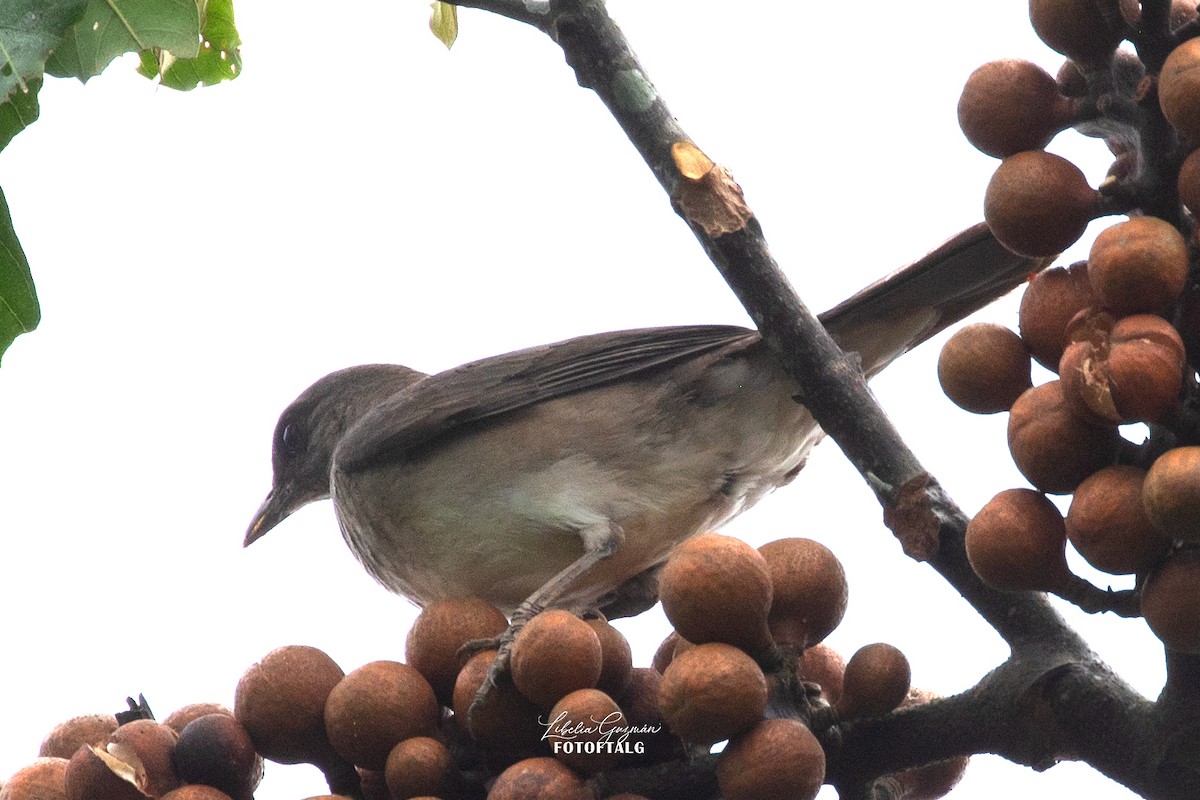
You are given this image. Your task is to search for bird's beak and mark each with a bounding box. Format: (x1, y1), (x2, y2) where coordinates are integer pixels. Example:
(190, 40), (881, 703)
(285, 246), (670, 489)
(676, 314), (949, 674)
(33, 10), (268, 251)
(244, 488), (292, 547)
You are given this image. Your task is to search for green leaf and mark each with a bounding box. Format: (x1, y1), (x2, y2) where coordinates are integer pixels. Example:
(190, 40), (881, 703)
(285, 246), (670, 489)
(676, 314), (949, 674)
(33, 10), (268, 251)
(0, 186), (39, 366)
(430, 2), (457, 49)
(0, 0), (88, 101)
(46, 0), (200, 83)
(137, 0), (240, 90)
(0, 76), (41, 152)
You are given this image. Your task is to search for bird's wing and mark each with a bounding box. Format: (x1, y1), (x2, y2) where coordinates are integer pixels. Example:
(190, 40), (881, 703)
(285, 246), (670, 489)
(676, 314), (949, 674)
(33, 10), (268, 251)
(818, 222), (1050, 375)
(335, 324), (760, 472)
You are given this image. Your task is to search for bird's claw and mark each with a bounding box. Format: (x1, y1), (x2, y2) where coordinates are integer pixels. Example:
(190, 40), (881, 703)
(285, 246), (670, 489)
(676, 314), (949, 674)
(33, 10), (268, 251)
(466, 614), (533, 723)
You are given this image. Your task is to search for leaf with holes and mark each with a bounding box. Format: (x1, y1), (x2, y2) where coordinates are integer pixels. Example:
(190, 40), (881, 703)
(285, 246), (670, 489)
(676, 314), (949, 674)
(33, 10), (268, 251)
(0, 0), (88, 101)
(0, 187), (39, 366)
(138, 0), (240, 90)
(46, 0), (200, 83)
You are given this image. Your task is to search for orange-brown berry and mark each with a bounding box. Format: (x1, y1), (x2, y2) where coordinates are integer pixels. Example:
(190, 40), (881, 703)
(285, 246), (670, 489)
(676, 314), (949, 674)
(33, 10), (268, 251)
(1067, 466), (1171, 574)
(1141, 549), (1200, 653)
(1019, 262), (1096, 371)
(717, 718), (825, 800)
(39, 716), (119, 760)
(1030, 0), (1129, 64)
(324, 661), (439, 770)
(660, 533), (774, 653)
(547, 689), (626, 774)
(837, 643), (912, 720)
(1059, 314), (1185, 424)
(938, 323), (1033, 413)
(758, 537), (848, 649)
(958, 59), (1075, 157)
(984, 151), (1097, 257)
(658, 643), (766, 746)
(1143, 447), (1200, 541)
(405, 597), (509, 705)
(511, 610), (602, 708)
(383, 737), (452, 800)
(235, 645), (345, 767)
(1160, 38), (1200, 141)
(1007, 380), (1120, 494)
(966, 488), (1073, 592)
(1087, 217), (1189, 315)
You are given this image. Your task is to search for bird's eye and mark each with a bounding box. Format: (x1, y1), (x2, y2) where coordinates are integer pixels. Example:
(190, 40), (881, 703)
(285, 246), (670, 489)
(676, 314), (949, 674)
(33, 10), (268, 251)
(279, 421), (306, 454)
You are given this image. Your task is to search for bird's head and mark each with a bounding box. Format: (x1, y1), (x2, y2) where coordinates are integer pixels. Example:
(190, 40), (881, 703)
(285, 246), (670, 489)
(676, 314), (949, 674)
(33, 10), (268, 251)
(245, 364), (427, 546)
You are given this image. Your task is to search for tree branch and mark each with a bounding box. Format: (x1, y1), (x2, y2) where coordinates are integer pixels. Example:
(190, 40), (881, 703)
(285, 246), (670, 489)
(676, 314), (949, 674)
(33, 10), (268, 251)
(436, 1), (1197, 795)
(451, 0), (553, 33)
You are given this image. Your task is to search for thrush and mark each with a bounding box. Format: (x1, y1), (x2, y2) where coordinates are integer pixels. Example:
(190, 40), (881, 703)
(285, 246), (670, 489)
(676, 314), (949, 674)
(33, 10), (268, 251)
(246, 223), (1043, 621)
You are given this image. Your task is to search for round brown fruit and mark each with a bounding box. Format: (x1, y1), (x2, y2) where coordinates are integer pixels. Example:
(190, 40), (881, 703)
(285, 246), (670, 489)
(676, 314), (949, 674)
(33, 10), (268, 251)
(1143, 447), (1200, 541)
(1160, 38), (1200, 141)
(511, 610), (602, 707)
(405, 597), (509, 705)
(64, 746), (148, 800)
(1018, 261), (1095, 371)
(1178, 148), (1200, 214)
(452, 649), (544, 756)
(651, 631), (683, 674)
(586, 616), (634, 695)
(966, 488), (1073, 592)
(1030, 0), (1129, 64)
(1067, 466), (1171, 574)
(39, 715), (118, 759)
(235, 644), (345, 767)
(106, 720), (179, 799)
(162, 704), (233, 736)
(717, 718), (825, 800)
(159, 788), (234, 800)
(758, 537), (848, 649)
(174, 714), (261, 800)
(1141, 549), (1200, 653)
(1087, 217), (1189, 315)
(958, 59), (1076, 157)
(616, 668), (675, 764)
(324, 661), (439, 770)
(660, 532), (774, 653)
(796, 643), (846, 707)
(1058, 313), (1185, 424)
(985, 151), (1097, 257)
(487, 757), (592, 800)
(383, 737), (452, 800)
(658, 643), (767, 746)
(1, 757), (69, 800)
(938, 323), (1033, 413)
(548, 689), (626, 774)
(1007, 380), (1120, 494)
(837, 643), (912, 720)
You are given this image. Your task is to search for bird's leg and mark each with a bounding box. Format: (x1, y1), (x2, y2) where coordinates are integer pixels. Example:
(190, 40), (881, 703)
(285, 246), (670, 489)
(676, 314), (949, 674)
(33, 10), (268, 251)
(468, 523), (625, 717)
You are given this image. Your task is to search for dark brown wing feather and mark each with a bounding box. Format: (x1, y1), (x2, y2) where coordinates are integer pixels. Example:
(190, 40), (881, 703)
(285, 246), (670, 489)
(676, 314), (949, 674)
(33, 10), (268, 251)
(337, 223), (1045, 473)
(335, 324), (760, 472)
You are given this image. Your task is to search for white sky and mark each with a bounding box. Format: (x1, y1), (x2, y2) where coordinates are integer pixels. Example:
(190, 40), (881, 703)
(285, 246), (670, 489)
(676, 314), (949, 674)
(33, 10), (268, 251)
(0, 2), (1163, 798)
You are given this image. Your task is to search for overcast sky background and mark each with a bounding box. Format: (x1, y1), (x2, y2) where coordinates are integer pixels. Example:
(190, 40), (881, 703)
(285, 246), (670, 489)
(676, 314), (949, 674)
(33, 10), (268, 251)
(0, 2), (1164, 798)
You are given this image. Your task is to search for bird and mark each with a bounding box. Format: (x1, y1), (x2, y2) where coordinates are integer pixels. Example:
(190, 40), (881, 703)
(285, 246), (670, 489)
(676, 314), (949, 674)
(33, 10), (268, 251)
(246, 223), (1045, 622)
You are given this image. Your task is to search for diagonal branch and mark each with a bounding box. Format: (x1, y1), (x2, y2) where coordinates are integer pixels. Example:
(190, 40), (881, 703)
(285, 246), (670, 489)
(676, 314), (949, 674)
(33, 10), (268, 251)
(465, 0), (1075, 650)
(436, 1), (1200, 796)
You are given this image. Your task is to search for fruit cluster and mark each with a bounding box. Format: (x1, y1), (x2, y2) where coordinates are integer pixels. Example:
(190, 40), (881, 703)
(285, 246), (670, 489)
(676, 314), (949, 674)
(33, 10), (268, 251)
(941, 0), (1200, 654)
(0, 535), (965, 800)
(3, 703), (263, 800)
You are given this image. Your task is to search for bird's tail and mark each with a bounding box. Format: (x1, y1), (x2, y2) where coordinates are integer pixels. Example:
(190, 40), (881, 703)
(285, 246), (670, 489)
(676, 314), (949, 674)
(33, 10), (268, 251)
(818, 222), (1053, 375)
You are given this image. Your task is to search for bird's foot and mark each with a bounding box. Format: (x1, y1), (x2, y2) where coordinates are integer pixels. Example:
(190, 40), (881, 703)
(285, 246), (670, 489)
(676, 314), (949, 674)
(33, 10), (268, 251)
(465, 602), (543, 723)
